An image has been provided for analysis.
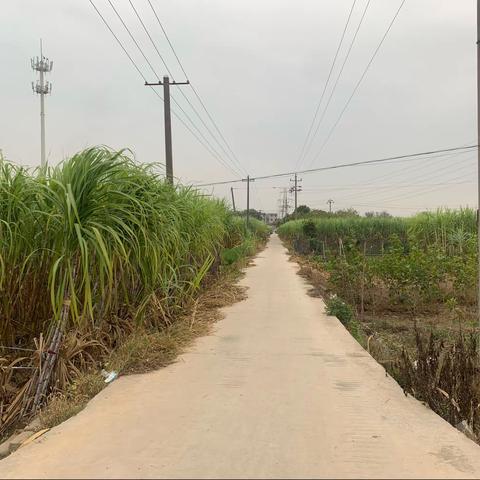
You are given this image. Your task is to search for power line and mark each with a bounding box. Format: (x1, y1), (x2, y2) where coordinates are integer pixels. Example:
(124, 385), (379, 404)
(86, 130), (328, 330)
(328, 150), (477, 202)
(301, 180), (475, 192)
(88, 0), (241, 177)
(328, 163), (476, 209)
(295, 0), (357, 169)
(193, 144), (478, 187)
(89, 0), (148, 81)
(344, 147), (474, 189)
(300, 0), (372, 169)
(356, 166), (478, 206)
(323, 202), (458, 211)
(127, 0), (172, 75)
(308, 0), (408, 168)
(121, 0), (243, 177)
(104, 0), (239, 177)
(145, 0), (248, 177)
(106, 0), (161, 80)
(128, 0), (245, 177)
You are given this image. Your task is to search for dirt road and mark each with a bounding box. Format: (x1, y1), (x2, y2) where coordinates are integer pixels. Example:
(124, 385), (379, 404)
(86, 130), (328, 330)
(2, 235), (480, 479)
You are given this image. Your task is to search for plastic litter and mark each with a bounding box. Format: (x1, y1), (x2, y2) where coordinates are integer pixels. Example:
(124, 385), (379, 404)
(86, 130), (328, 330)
(101, 369), (118, 383)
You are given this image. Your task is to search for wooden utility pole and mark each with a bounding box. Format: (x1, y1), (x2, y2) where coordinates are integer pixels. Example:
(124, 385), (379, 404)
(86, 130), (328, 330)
(477, 0), (480, 332)
(145, 76), (189, 183)
(231, 187), (236, 212)
(242, 176), (254, 227)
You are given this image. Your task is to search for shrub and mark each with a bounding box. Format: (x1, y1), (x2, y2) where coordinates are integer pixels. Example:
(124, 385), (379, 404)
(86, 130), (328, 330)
(325, 295), (354, 326)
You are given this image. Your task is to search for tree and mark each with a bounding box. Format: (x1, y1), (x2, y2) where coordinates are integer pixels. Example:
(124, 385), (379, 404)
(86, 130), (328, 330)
(295, 205), (310, 215)
(334, 208), (359, 218)
(239, 209), (263, 221)
(365, 211), (392, 218)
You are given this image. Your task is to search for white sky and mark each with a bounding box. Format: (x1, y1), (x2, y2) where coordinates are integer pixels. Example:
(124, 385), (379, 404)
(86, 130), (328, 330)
(0, 0), (476, 216)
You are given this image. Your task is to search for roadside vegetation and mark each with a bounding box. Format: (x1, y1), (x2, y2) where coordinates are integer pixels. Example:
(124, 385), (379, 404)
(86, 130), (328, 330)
(278, 206), (480, 440)
(0, 147), (269, 438)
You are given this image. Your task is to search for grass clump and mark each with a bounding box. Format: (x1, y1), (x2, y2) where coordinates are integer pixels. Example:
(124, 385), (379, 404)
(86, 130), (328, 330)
(39, 372), (105, 429)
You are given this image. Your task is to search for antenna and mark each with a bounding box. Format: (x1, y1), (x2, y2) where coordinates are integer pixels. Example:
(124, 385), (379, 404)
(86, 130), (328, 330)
(31, 39), (53, 167)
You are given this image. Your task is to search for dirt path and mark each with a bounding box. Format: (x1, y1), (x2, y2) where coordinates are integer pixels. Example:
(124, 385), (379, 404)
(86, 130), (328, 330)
(2, 235), (480, 479)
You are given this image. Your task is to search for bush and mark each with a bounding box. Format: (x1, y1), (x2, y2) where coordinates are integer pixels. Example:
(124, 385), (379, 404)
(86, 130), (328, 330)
(325, 295), (354, 326)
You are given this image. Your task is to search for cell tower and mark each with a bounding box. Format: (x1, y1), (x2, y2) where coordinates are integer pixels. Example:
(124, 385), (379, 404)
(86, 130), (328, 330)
(31, 40), (53, 168)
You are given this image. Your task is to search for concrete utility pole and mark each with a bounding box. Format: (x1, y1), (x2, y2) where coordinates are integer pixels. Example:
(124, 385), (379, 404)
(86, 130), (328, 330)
(31, 39), (53, 168)
(327, 199), (334, 214)
(145, 76), (189, 183)
(231, 187), (236, 212)
(290, 173), (302, 213)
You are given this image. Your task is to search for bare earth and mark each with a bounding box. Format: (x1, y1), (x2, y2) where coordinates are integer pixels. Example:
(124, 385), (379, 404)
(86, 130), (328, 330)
(2, 235), (480, 479)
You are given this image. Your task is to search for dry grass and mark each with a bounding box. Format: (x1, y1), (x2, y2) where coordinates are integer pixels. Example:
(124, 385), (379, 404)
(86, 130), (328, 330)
(39, 372), (105, 429)
(37, 256), (251, 431)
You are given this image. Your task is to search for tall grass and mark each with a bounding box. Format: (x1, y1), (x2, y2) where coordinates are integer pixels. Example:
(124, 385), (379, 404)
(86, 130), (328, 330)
(0, 147), (259, 347)
(277, 216), (406, 254)
(407, 208), (476, 253)
(277, 209), (476, 255)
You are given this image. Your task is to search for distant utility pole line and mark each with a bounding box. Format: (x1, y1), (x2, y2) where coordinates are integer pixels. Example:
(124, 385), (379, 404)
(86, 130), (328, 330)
(327, 199), (335, 213)
(31, 39), (53, 168)
(145, 76), (189, 183)
(289, 173), (302, 212)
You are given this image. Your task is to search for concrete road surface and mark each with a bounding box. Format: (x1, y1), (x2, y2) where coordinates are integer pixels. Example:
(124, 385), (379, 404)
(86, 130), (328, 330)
(2, 235), (480, 479)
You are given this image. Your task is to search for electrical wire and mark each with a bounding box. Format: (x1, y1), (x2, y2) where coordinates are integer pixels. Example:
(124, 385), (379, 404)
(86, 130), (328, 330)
(330, 150), (476, 202)
(299, 0), (372, 169)
(127, 0), (246, 177)
(193, 144), (478, 187)
(360, 164), (477, 205)
(145, 0), (248, 177)
(295, 0), (358, 169)
(88, 0), (241, 177)
(308, 0), (407, 167)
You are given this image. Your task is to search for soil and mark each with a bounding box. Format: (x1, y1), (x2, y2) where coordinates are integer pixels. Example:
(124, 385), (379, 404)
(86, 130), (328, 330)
(290, 252), (478, 363)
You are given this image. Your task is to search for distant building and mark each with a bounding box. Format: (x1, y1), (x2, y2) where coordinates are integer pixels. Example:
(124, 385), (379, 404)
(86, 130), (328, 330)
(261, 212), (278, 225)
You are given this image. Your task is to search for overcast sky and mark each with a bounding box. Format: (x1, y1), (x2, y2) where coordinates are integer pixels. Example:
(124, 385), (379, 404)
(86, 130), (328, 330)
(0, 0), (476, 215)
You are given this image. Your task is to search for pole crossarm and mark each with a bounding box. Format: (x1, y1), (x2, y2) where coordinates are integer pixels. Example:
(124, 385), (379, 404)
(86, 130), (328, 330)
(145, 80), (190, 86)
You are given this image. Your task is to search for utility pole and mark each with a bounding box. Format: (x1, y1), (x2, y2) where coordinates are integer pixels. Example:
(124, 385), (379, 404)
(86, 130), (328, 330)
(327, 199), (334, 214)
(145, 76), (189, 183)
(242, 176), (254, 227)
(31, 39), (53, 168)
(477, 0), (480, 333)
(231, 187), (236, 212)
(242, 176), (255, 227)
(289, 173), (302, 213)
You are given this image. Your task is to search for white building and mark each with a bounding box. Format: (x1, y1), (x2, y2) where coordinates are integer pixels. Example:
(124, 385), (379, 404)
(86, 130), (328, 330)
(261, 212), (278, 225)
